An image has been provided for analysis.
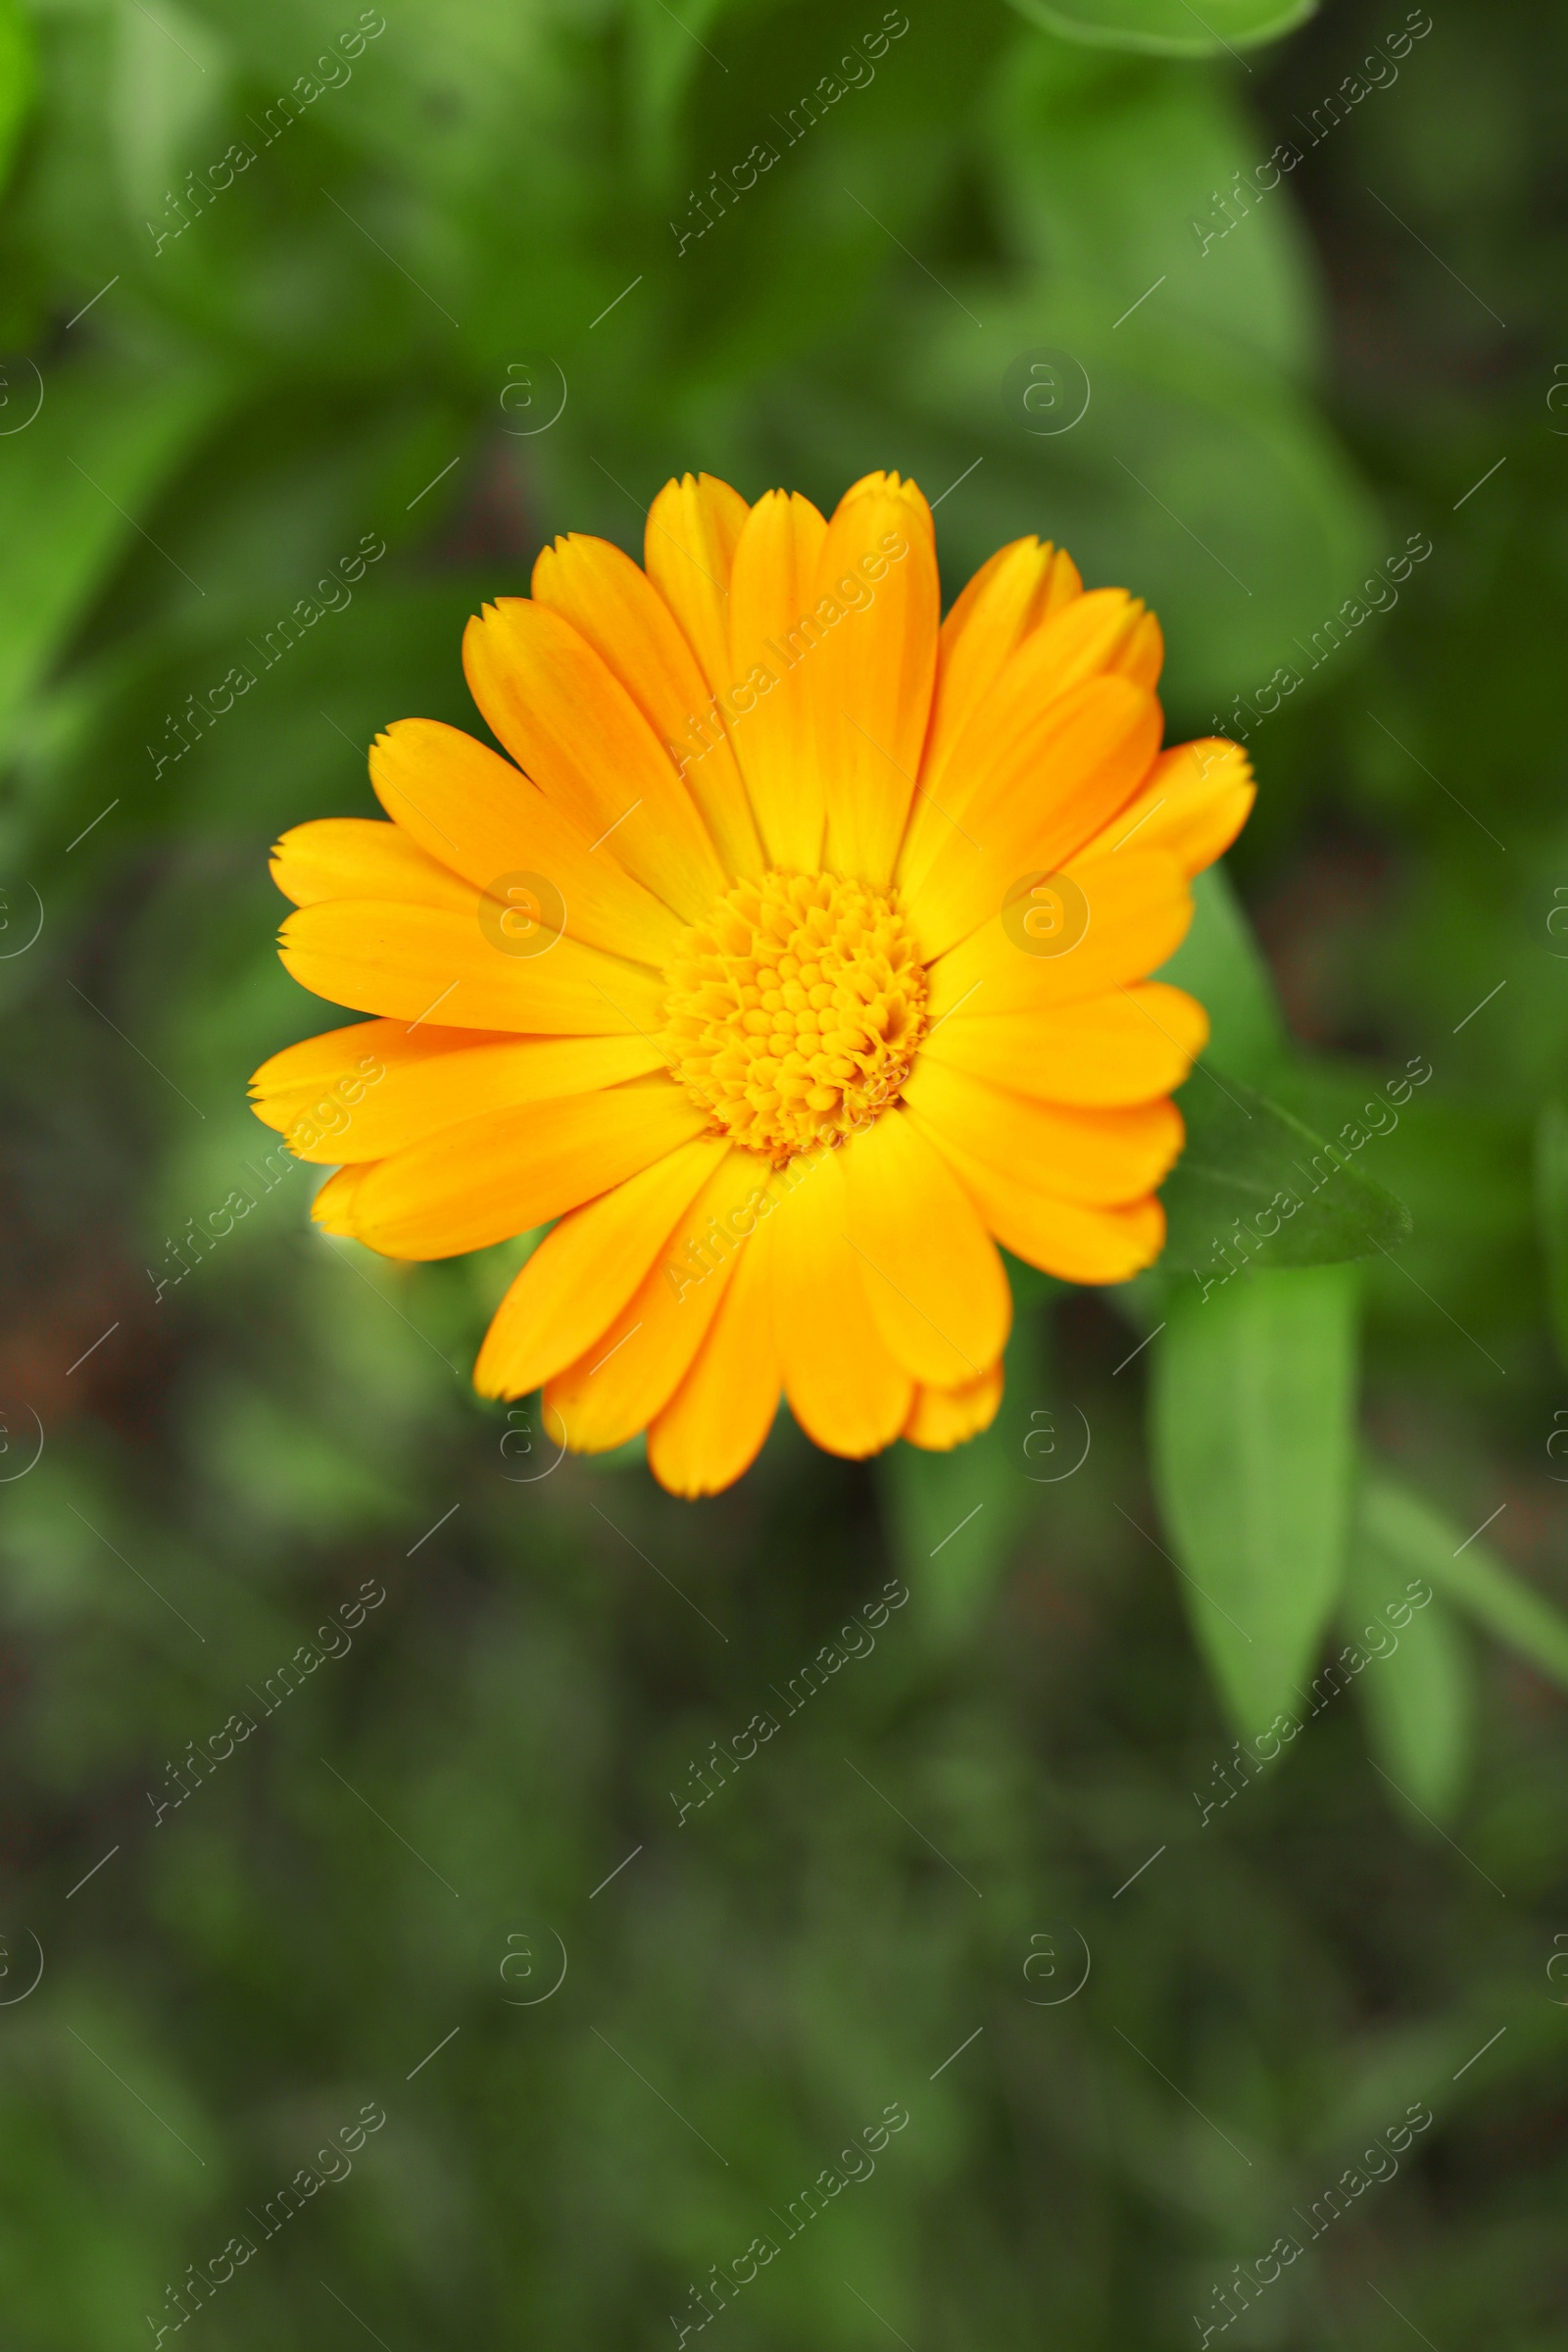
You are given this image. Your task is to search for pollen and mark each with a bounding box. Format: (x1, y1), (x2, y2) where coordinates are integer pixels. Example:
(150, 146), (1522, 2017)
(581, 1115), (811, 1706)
(660, 869), (929, 1162)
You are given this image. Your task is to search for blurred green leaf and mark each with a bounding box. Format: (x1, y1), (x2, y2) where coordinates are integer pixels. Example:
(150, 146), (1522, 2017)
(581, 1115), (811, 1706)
(876, 1307), (1048, 1636)
(1152, 1262), (1357, 1730)
(0, 0), (34, 201)
(109, 0), (228, 216)
(990, 33), (1320, 376)
(0, 354), (225, 741)
(1346, 1500), (1476, 1821)
(1156, 863), (1288, 1084)
(1159, 1070), (1412, 1273)
(1534, 1099), (1568, 1370)
(910, 282), (1378, 716)
(1002, 0), (1316, 57)
(1361, 1463), (1568, 1697)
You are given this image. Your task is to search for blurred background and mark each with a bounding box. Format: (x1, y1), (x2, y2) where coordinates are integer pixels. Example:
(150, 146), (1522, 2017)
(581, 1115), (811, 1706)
(1, 0), (1566, 2342)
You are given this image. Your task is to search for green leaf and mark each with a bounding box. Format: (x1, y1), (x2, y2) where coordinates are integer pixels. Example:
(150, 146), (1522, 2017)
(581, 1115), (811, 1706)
(1360, 1465), (1568, 1697)
(109, 0), (228, 216)
(1003, 0), (1317, 58)
(990, 36), (1320, 382)
(1533, 1101), (1568, 1370)
(1159, 1071), (1413, 1275)
(0, 0), (35, 202)
(626, 0), (729, 185)
(1345, 1501), (1475, 1822)
(875, 1307), (1050, 1639)
(1156, 864), (1288, 1087)
(1151, 1263), (1358, 1731)
(0, 355), (225, 742)
(907, 276), (1378, 718)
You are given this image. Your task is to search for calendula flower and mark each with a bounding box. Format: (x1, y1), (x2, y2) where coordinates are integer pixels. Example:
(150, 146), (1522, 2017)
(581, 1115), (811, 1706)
(251, 471), (1252, 1494)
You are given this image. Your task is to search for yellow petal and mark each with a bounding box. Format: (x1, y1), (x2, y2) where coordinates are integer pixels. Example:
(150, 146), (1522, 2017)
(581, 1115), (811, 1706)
(814, 471), (940, 886)
(904, 1058), (1184, 1206)
(644, 471), (750, 701)
(369, 718), (681, 965)
(531, 532), (763, 880)
(270, 818), (474, 911)
(278, 898), (667, 1034)
(1076, 736), (1254, 876)
(474, 1135), (729, 1397)
(919, 981), (1208, 1104)
(724, 488), (829, 870)
(462, 599), (727, 920)
(903, 1361), (1004, 1450)
(925, 851), (1192, 1022)
(647, 1207), (781, 1496)
(322, 1079), (708, 1260)
(842, 1108), (1011, 1385)
(253, 1022), (663, 1162)
(770, 1147), (912, 1455)
(545, 1147), (773, 1451)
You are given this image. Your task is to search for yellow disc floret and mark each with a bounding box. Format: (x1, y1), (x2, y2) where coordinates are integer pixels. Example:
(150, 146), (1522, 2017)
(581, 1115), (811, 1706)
(661, 869), (929, 1162)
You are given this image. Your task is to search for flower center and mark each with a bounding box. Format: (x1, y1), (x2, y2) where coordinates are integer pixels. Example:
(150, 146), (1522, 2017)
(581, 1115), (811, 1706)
(660, 869), (929, 1163)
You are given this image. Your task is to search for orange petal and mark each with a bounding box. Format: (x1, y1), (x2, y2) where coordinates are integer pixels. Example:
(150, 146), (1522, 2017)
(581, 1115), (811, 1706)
(770, 1147), (912, 1456)
(252, 1023), (663, 1163)
(270, 818), (475, 912)
(906, 536), (1080, 861)
(841, 1109), (1011, 1385)
(462, 600), (727, 921)
(251, 1016), (458, 1100)
(724, 488), (830, 870)
(919, 981), (1208, 1104)
(904, 674), (1163, 961)
(910, 1117), (1167, 1284)
(924, 852), (1193, 1023)
(474, 1135), (729, 1397)
(320, 1080), (708, 1261)
(544, 1147), (773, 1451)
(278, 898), (667, 1034)
(531, 532), (763, 880)
(902, 590), (1160, 903)
(904, 1058), (1185, 1206)
(644, 471), (750, 702)
(903, 1361), (1004, 1450)
(311, 1163), (368, 1235)
(369, 718), (681, 965)
(647, 1207), (781, 1496)
(813, 471), (940, 886)
(1076, 737), (1254, 876)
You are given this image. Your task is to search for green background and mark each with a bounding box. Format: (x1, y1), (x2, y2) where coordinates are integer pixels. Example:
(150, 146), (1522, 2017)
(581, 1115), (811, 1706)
(1, 0), (1565, 2342)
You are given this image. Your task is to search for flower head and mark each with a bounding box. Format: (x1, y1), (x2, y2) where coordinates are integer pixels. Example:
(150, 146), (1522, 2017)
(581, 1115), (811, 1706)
(251, 470), (1252, 1494)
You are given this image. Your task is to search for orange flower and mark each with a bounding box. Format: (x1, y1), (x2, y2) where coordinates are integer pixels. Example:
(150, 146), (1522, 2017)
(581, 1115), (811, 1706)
(251, 471), (1252, 1494)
